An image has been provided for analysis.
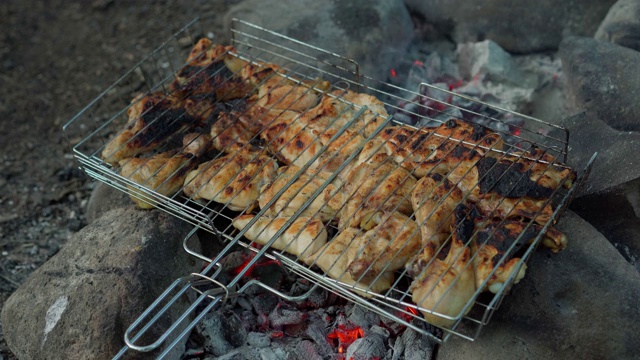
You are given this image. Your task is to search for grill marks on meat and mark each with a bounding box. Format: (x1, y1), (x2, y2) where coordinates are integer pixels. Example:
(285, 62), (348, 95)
(325, 154), (417, 228)
(304, 227), (395, 298)
(258, 166), (341, 222)
(102, 93), (202, 166)
(210, 111), (262, 154)
(183, 152), (278, 211)
(409, 204), (476, 328)
(476, 157), (554, 199)
(118, 151), (197, 209)
(232, 215), (328, 259)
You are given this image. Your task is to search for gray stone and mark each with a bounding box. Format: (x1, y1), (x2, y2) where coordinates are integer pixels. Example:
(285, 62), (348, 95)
(437, 210), (640, 360)
(595, 0), (640, 51)
(1, 208), (201, 360)
(559, 36), (640, 132)
(551, 111), (640, 196)
(570, 177), (640, 272)
(224, 0), (413, 80)
(405, 0), (615, 53)
(86, 180), (132, 224)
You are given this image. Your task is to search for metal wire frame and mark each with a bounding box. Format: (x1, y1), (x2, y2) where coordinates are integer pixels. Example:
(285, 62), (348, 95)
(61, 17), (597, 358)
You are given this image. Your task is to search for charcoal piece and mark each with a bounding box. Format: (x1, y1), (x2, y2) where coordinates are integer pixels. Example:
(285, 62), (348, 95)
(269, 303), (306, 328)
(305, 322), (334, 357)
(197, 311), (248, 356)
(247, 332), (271, 348)
(347, 305), (381, 331)
(401, 327), (435, 360)
(345, 333), (387, 360)
(476, 157), (553, 199)
(295, 340), (323, 360)
(250, 293), (279, 316)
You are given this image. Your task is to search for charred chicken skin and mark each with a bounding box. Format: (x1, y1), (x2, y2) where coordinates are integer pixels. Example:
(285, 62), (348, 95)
(102, 93), (202, 166)
(410, 204), (477, 328)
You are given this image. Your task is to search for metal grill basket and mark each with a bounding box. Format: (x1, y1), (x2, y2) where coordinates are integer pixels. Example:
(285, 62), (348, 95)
(63, 18), (596, 358)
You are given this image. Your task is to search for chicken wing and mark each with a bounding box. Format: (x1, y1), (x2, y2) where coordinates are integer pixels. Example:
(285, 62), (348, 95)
(346, 212), (422, 282)
(325, 154), (416, 228)
(304, 227), (395, 297)
(170, 38), (253, 102)
(409, 204), (477, 328)
(209, 111), (262, 154)
(299, 89), (388, 137)
(232, 215), (327, 259)
(258, 166), (341, 222)
(183, 152), (278, 211)
(118, 151), (197, 209)
(102, 93), (202, 166)
(411, 173), (464, 254)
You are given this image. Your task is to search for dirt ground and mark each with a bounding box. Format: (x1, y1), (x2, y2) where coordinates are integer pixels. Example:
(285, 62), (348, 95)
(0, 1), (235, 357)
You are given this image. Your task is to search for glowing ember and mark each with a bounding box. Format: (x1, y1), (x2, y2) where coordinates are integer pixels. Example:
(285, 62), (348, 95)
(390, 68), (397, 78)
(232, 253), (281, 277)
(327, 322), (365, 353)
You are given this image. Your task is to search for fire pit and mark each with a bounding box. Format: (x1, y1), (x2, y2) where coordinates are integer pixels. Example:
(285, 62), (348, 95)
(62, 18), (594, 359)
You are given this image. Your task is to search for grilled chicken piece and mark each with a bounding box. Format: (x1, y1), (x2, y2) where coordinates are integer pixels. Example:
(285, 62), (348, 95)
(170, 38), (253, 102)
(260, 119), (321, 166)
(325, 154), (417, 228)
(210, 111), (262, 154)
(102, 93), (202, 166)
(411, 173), (464, 254)
(347, 212), (422, 281)
(258, 166), (342, 222)
(182, 133), (212, 157)
(299, 89), (389, 137)
(359, 121), (497, 178)
(256, 80), (319, 112)
(260, 118), (365, 173)
(304, 227), (395, 297)
(504, 148), (577, 190)
(409, 204), (477, 328)
(471, 218), (531, 293)
(232, 215), (327, 259)
(118, 151), (196, 209)
(183, 152), (278, 211)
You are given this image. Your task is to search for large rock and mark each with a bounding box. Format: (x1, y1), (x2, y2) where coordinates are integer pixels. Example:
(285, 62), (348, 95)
(595, 0), (640, 51)
(552, 111), (640, 196)
(1, 208), (201, 360)
(85, 181), (132, 224)
(224, 0), (413, 79)
(405, 0), (615, 53)
(438, 210), (640, 360)
(559, 36), (640, 132)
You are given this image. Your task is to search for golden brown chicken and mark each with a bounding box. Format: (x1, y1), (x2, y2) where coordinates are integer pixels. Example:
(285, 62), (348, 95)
(209, 111), (262, 154)
(101, 93), (202, 166)
(304, 227), (395, 297)
(182, 132), (212, 157)
(324, 154), (416, 228)
(232, 215), (327, 259)
(183, 152), (278, 211)
(409, 204), (477, 328)
(411, 173), (464, 255)
(258, 166), (342, 222)
(298, 89), (389, 137)
(118, 151), (197, 209)
(346, 212), (422, 282)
